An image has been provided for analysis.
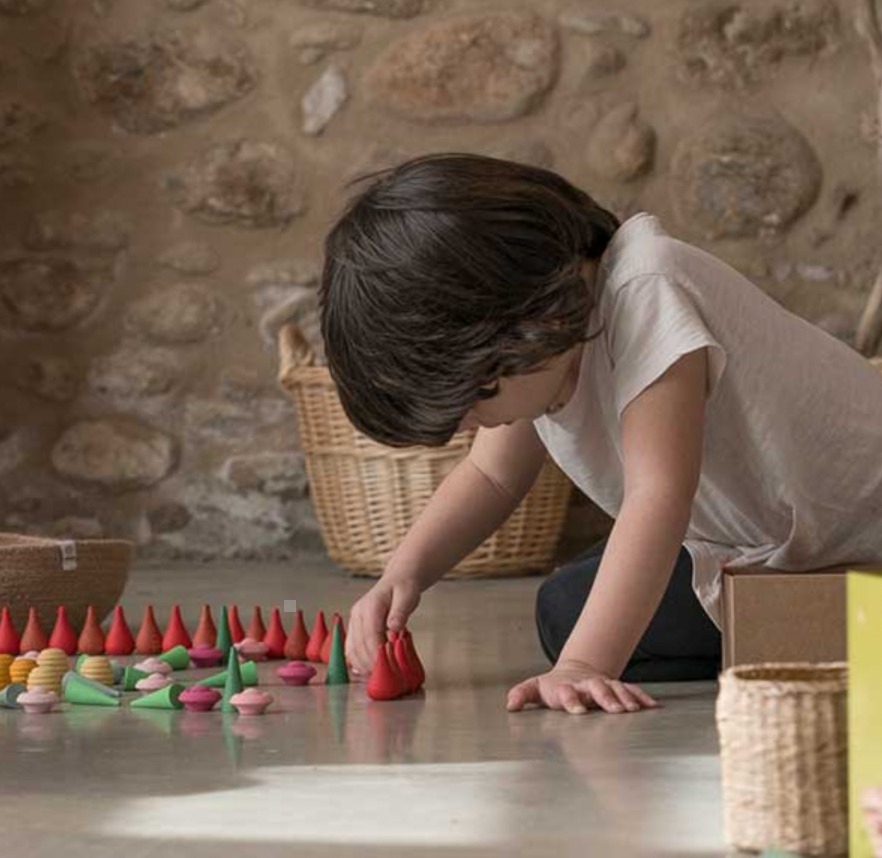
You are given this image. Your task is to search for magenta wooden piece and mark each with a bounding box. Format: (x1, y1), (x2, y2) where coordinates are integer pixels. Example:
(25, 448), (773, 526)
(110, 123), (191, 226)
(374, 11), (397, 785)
(188, 645), (224, 669)
(277, 661), (317, 687)
(180, 685), (222, 713)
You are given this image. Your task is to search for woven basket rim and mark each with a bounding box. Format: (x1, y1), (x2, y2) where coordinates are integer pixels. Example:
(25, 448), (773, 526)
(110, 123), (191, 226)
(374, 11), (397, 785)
(0, 532), (134, 551)
(721, 661), (848, 692)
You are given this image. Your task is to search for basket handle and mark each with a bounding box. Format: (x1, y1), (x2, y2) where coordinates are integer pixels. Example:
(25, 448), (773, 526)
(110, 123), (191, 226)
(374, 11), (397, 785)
(278, 321), (318, 381)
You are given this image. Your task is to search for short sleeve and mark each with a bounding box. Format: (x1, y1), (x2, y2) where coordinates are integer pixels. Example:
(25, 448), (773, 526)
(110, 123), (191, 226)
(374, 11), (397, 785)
(608, 273), (727, 419)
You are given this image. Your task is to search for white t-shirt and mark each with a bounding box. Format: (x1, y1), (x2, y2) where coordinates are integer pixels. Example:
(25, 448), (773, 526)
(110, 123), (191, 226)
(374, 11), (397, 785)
(533, 211), (882, 627)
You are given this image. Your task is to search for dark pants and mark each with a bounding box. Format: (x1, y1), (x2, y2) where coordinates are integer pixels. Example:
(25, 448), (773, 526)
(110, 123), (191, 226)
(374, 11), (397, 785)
(535, 537), (722, 682)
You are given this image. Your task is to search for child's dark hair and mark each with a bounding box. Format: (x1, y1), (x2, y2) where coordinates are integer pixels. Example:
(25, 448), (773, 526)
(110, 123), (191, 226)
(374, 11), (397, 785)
(319, 152), (620, 448)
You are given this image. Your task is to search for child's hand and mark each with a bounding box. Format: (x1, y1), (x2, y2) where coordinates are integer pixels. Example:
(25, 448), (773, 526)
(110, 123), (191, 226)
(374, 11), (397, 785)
(506, 659), (661, 715)
(346, 572), (421, 677)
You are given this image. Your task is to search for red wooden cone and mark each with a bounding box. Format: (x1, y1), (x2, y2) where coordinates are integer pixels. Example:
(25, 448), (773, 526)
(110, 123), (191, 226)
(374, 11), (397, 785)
(227, 605), (245, 644)
(394, 636), (420, 694)
(0, 606), (20, 655)
(403, 629), (425, 688)
(193, 605), (217, 648)
(320, 614), (346, 664)
(20, 607), (48, 653)
(263, 608), (287, 660)
(135, 605), (163, 654)
(367, 642), (404, 701)
(105, 605), (136, 656)
(48, 605), (78, 656)
(283, 609), (310, 660)
(77, 605), (105, 655)
(305, 611), (328, 663)
(162, 605), (192, 651)
(246, 607), (266, 642)
(385, 641), (404, 687)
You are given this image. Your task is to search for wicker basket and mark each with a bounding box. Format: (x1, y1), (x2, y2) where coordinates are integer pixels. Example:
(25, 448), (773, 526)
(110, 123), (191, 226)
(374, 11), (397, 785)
(0, 533), (133, 630)
(716, 662), (848, 856)
(277, 322), (573, 578)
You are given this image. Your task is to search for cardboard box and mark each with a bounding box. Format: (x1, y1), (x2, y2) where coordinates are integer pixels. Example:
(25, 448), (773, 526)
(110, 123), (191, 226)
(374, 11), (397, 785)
(721, 565), (848, 669)
(849, 569), (882, 858)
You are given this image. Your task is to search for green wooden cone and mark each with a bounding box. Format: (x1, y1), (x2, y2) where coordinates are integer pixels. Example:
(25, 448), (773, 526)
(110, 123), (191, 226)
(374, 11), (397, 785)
(216, 606), (232, 660)
(130, 683), (184, 710)
(111, 661), (124, 685)
(221, 649), (243, 713)
(239, 660), (258, 686)
(63, 672), (121, 707)
(197, 660), (257, 689)
(159, 645), (190, 671)
(75, 654), (89, 672)
(122, 666), (149, 692)
(63, 670), (121, 699)
(0, 683), (26, 709)
(326, 621), (349, 685)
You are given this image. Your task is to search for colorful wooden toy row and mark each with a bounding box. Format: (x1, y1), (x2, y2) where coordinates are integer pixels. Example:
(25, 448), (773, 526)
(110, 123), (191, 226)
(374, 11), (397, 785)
(0, 604), (351, 664)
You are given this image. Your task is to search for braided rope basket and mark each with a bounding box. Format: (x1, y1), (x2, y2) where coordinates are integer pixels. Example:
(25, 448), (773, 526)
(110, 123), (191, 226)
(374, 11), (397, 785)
(716, 662), (848, 856)
(277, 322), (573, 578)
(0, 533), (133, 629)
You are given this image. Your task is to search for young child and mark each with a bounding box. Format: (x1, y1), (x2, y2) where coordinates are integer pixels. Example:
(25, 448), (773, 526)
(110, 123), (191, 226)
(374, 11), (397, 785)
(318, 152), (882, 716)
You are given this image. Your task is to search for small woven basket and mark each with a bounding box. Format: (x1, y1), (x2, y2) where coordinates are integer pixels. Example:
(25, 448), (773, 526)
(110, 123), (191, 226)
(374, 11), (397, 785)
(0, 532), (133, 629)
(277, 322), (573, 578)
(716, 662), (848, 856)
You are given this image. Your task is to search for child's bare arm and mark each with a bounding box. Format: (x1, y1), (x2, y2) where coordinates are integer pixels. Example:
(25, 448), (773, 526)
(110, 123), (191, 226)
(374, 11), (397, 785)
(346, 420), (547, 674)
(508, 348), (708, 714)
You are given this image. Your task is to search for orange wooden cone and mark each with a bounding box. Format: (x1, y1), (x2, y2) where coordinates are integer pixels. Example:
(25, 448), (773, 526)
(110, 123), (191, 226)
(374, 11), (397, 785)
(283, 609), (310, 660)
(305, 611), (328, 663)
(162, 605), (191, 650)
(20, 608), (48, 654)
(320, 614), (346, 664)
(48, 606), (78, 656)
(227, 605), (245, 644)
(135, 605), (163, 654)
(246, 607), (266, 642)
(105, 605), (135, 656)
(193, 605), (217, 648)
(367, 642), (404, 701)
(263, 608), (287, 660)
(77, 605), (105, 655)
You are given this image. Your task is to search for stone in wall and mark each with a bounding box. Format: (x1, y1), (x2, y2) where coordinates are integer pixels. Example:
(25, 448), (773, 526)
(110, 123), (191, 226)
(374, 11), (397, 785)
(167, 139), (307, 227)
(0, 257), (109, 332)
(585, 102), (655, 182)
(672, 114), (822, 239)
(290, 19), (362, 65)
(23, 209), (130, 252)
(87, 345), (181, 399)
(0, 153), (33, 187)
(559, 12), (651, 39)
(0, 100), (45, 147)
(581, 41), (627, 80)
(220, 451), (308, 499)
(13, 354), (79, 401)
(74, 28), (258, 135)
(299, 0), (424, 19)
(363, 11), (559, 124)
(302, 64), (348, 136)
(487, 139), (555, 169)
(51, 419), (176, 491)
(676, 0), (840, 90)
(147, 501), (191, 533)
(126, 282), (222, 344)
(0, 0), (48, 14)
(158, 241), (220, 275)
(162, 0), (210, 10)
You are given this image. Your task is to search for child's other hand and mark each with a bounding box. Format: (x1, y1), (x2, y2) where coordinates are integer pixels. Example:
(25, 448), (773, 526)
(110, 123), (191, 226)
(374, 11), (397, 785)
(346, 572), (421, 678)
(506, 659), (661, 715)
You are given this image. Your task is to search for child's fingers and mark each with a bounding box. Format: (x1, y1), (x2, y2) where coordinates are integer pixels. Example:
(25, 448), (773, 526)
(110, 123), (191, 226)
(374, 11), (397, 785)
(506, 677), (540, 711)
(577, 677), (625, 714)
(556, 683), (588, 715)
(606, 680), (642, 712)
(623, 682), (662, 709)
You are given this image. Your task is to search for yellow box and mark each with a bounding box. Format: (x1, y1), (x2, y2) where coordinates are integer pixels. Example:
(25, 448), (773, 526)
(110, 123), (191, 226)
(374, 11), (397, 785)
(849, 569), (882, 858)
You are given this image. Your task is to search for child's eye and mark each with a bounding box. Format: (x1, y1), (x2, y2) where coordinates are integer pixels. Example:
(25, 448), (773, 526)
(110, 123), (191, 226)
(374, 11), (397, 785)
(476, 383), (499, 400)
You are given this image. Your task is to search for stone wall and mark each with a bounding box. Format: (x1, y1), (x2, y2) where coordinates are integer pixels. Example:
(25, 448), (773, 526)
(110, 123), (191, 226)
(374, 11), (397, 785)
(0, 0), (878, 563)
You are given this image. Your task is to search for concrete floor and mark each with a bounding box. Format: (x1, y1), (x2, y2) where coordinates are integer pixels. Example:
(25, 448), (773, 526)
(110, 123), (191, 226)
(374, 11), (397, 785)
(0, 554), (728, 858)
